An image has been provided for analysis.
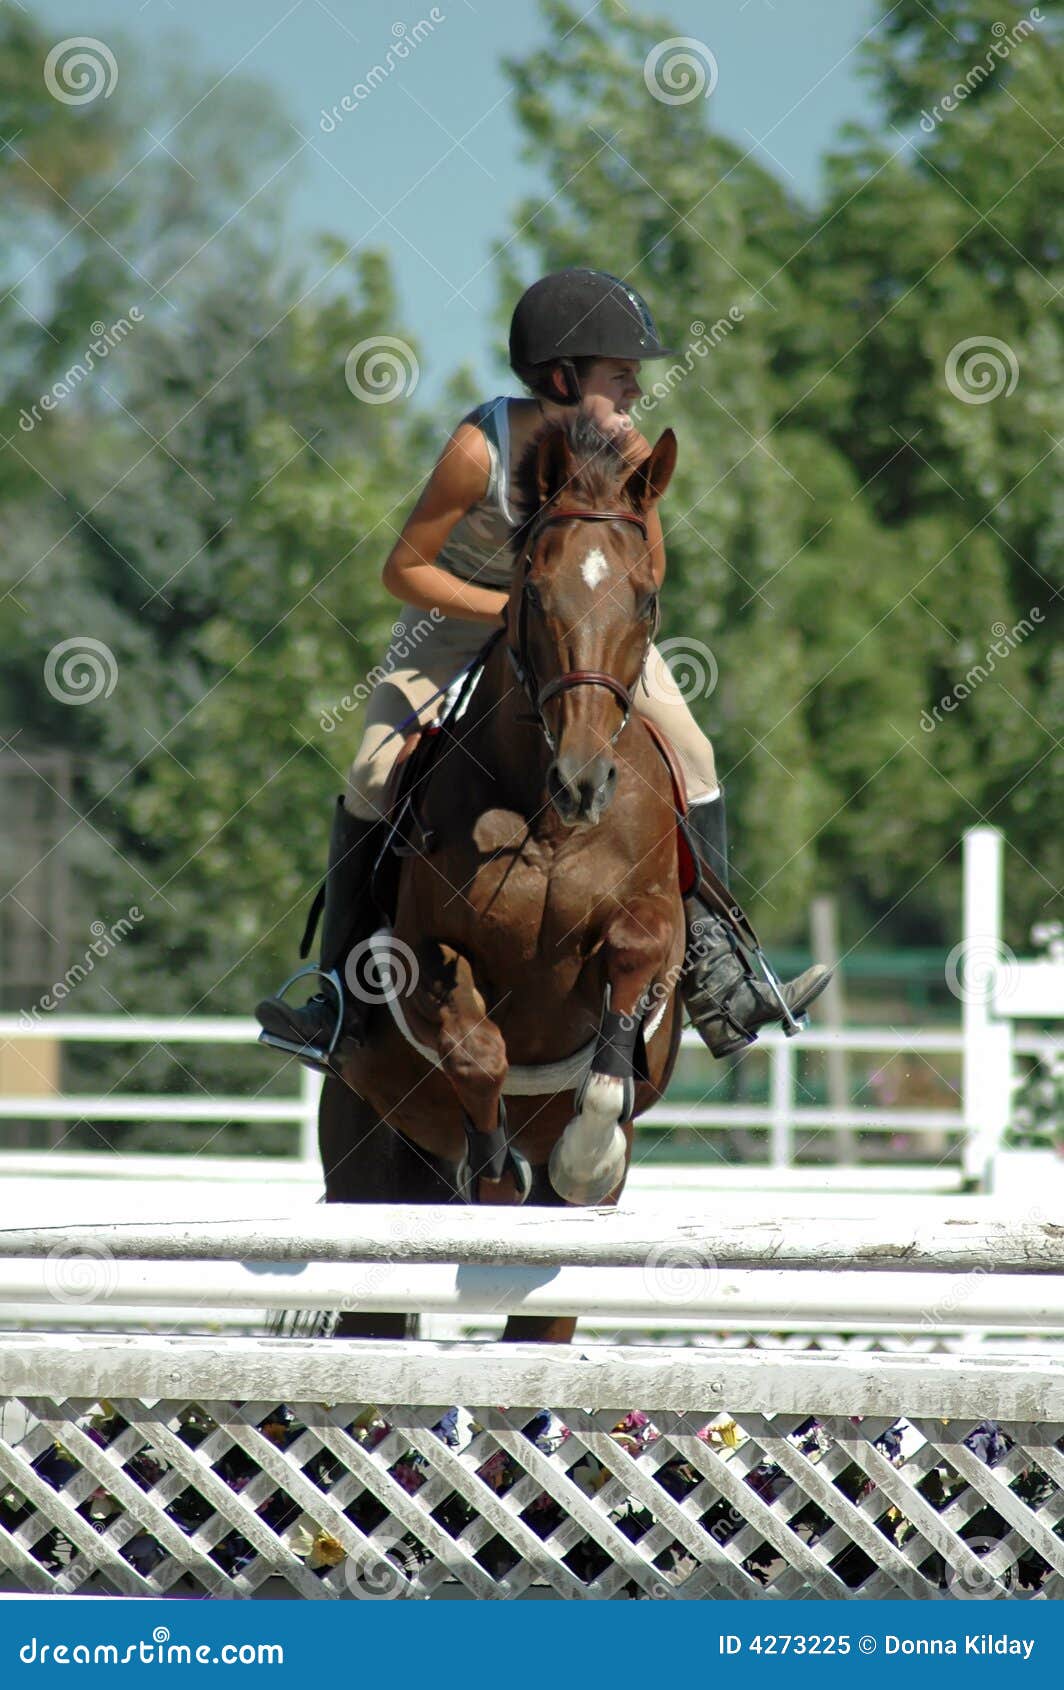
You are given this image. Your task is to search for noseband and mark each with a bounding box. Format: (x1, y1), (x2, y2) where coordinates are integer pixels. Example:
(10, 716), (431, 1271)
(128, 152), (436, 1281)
(507, 507), (657, 753)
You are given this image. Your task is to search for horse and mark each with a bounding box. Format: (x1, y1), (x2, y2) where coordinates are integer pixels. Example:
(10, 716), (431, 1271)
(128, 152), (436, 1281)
(320, 412), (693, 1344)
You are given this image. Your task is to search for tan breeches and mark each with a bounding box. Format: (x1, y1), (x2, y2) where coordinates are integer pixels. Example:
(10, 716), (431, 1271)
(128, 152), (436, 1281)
(344, 610), (719, 821)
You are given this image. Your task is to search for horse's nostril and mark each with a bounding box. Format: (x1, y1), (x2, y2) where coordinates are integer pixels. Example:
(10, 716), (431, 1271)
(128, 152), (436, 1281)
(547, 754), (618, 823)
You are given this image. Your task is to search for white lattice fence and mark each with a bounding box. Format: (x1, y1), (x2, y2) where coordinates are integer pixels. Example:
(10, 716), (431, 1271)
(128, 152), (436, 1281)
(1, 1337), (1062, 1600)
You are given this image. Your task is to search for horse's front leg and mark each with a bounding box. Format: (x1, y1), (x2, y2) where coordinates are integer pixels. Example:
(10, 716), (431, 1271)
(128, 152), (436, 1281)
(550, 896), (675, 1205)
(405, 940), (531, 1206)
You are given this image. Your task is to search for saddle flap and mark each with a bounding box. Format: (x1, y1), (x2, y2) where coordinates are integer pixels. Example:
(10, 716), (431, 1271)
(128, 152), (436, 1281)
(639, 716), (690, 818)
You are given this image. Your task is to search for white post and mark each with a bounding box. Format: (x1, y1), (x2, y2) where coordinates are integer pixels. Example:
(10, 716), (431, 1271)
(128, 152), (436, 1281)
(811, 895), (852, 1161)
(961, 827), (1011, 1187)
(770, 1039), (794, 1169)
(299, 1065), (323, 1168)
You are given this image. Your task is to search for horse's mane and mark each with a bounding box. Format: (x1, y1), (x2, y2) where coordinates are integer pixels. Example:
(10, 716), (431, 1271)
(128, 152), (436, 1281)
(509, 409), (631, 556)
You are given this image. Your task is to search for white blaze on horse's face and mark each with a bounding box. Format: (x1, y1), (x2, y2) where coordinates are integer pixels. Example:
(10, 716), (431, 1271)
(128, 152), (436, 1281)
(580, 546), (610, 592)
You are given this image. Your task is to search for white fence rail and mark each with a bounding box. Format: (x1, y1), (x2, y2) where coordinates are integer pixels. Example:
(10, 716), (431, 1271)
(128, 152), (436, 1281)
(4, 1260), (1064, 1334)
(3, 1207), (1062, 1338)
(963, 827), (1064, 1184)
(8, 1206), (1060, 1269)
(0, 1018), (977, 1171)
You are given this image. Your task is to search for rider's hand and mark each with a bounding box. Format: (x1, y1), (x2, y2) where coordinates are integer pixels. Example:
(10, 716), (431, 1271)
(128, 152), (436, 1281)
(582, 393), (633, 443)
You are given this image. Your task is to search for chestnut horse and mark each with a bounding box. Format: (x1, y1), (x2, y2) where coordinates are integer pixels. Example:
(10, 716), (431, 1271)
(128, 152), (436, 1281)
(322, 413), (688, 1343)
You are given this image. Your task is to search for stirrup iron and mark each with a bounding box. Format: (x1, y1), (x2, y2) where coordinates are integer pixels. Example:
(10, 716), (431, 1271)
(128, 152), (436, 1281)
(255, 964), (345, 1073)
(750, 945), (807, 1036)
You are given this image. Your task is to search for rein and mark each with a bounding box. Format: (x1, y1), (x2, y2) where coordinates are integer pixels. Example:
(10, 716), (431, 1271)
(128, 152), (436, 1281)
(507, 507), (657, 752)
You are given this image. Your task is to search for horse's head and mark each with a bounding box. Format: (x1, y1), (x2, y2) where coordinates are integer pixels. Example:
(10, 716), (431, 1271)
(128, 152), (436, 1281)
(508, 410), (677, 826)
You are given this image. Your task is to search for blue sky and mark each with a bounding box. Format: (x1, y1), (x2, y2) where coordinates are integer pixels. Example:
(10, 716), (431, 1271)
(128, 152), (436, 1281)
(30, 0), (883, 403)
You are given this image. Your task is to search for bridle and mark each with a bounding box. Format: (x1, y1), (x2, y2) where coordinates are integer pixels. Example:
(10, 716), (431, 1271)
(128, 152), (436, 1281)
(507, 506), (659, 753)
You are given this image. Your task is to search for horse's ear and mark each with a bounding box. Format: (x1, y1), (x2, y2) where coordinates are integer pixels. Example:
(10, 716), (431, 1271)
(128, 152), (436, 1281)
(535, 427), (574, 506)
(622, 428), (677, 510)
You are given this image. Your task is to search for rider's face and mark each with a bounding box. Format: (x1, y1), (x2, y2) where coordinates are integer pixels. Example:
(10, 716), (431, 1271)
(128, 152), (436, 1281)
(579, 358), (643, 414)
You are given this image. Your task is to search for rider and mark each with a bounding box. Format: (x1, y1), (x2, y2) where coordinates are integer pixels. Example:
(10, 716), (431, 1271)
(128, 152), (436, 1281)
(255, 268), (830, 1066)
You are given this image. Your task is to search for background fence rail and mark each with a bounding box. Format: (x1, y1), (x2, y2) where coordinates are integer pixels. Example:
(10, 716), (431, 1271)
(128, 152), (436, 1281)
(2, 830), (1061, 1182)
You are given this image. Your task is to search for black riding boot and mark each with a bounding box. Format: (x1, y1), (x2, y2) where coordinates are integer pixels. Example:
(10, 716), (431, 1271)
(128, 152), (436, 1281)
(681, 788), (831, 1059)
(256, 797), (384, 1066)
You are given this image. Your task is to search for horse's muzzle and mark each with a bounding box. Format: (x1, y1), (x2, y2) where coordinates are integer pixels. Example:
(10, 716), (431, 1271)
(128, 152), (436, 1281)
(546, 752), (618, 826)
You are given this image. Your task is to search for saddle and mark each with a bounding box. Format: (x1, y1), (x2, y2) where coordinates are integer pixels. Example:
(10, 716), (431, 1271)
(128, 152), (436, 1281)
(371, 636), (758, 952)
(369, 634), (501, 922)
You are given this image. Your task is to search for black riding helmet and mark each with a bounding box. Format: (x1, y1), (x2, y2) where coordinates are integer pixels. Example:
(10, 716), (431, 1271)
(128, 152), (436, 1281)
(509, 268), (676, 404)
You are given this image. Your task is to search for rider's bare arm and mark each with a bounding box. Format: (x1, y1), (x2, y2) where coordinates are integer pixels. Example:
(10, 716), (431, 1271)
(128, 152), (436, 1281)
(617, 426), (667, 589)
(381, 423), (509, 625)
(382, 413), (667, 619)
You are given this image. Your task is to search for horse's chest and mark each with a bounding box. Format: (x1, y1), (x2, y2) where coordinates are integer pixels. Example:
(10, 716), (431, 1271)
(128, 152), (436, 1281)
(460, 807), (618, 958)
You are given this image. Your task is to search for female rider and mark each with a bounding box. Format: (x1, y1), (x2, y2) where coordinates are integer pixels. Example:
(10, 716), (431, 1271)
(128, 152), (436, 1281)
(256, 268), (829, 1066)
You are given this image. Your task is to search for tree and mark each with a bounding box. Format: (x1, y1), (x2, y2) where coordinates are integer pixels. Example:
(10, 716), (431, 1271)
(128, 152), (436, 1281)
(1, 12), (437, 1133)
(497, 0), (1062, 945)
(807, 0), (1064, 932)
(4, 0), (1060, 1145)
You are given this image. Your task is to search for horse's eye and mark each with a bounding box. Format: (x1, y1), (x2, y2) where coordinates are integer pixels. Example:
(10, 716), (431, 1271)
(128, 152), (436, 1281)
(642, 592), (659, 621)
(524, 581), (542, 611)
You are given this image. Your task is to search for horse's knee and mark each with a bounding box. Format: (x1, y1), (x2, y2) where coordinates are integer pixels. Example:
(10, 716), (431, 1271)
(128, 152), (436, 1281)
(439, 1021), (507, 1099)
(604, 904), (672, 980)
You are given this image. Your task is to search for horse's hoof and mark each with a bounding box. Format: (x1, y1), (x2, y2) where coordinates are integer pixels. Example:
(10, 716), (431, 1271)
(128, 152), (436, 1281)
(548, 1071), (629, 1205)
(548, 1116), (627, 1206)
(548, 1128), (626, 1205)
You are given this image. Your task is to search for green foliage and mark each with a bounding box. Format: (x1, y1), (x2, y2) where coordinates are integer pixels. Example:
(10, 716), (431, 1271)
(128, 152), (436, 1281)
(1, 12), (429, 1051)
(500, 0), (1062, 937)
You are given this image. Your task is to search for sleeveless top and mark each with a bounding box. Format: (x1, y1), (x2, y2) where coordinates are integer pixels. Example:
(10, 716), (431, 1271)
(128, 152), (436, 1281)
(434, 396), (522, 589)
